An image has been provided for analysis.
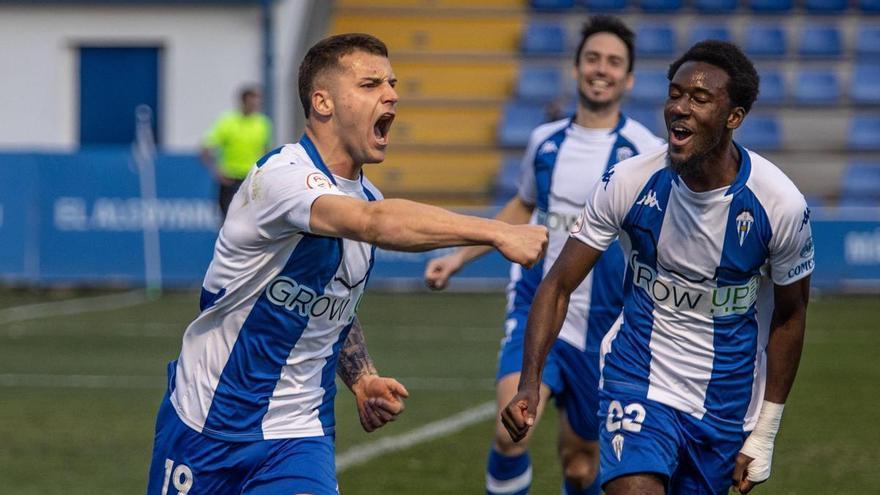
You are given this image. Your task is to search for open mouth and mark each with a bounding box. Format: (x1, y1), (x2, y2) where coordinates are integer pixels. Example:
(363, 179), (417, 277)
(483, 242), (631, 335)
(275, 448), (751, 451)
(373, 112), (395, 146)
(669, 124), (694, 146)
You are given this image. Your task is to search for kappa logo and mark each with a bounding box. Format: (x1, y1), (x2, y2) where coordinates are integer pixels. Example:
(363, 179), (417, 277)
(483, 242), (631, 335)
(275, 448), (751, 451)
(601, 169), (615, 190)
(538, 140), (558, 155)
(636, 190), (662, 212)
(736, 209), (755, 247)
(799, 207), (811, 233)
(612, 433), (625, 461)
(616, 146), (634, 163)
(306, 172), (331, 190)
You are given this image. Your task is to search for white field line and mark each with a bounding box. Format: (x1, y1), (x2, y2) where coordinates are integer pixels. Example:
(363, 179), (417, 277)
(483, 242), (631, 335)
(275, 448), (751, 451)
(0, 290), (147, 326)
(336, 400), (496, 472)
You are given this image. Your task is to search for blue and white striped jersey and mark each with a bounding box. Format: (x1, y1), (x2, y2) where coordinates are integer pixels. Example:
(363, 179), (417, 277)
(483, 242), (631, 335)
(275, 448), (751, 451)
(571, 143), (815, 431)
(509, 115), (665, 352)
(169, 135), (381, 441)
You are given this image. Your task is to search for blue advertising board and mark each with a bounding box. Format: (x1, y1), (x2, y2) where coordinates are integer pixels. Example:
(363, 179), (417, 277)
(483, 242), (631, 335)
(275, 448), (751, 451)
(1, 150), (880, 292)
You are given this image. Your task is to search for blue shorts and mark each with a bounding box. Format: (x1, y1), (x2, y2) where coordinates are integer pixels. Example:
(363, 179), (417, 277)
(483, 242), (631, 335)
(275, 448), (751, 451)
(496, 309), (601, 440)
(147, 391), (338, 495)
(598, 389), (748, 495)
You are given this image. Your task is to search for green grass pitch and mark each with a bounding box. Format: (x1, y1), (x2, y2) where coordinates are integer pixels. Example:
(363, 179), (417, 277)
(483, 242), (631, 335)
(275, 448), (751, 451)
(0, 289), (877, 494)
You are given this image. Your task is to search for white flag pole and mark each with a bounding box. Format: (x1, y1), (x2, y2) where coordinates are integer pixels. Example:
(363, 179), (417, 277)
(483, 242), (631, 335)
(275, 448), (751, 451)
(132, 104), (162, 299)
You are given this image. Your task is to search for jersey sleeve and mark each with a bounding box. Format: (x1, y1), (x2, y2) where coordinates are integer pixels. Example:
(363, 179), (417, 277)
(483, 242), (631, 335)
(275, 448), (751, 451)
(248, 160), (346, 239)
(569, 170), (626, 252)
(768, 198), (814, 286)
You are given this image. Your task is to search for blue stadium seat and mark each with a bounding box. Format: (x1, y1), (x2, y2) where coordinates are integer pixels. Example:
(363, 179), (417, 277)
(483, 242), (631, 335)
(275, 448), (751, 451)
(848, 115), (880, 151)
(636, 23), (676, 57)
(839, 196), (880, 207)
(758, 70), (786, 105)
(737, 114), (782, 151)
(530, 0), (575, 10)
(522, 22), (567, 55)
(694, 0), (737, 12)
(793, 69), (840, 105)
(841, 161), (880, 200)
(621, 103), (665, 136)
(749, 0), (793, 12)
(687, 24), (732, 47)
(744, 25), (787, 58)
(580, 0), (628, 11)
(493, 155), (522, 203)
(856, 26), (880, 59)
(517, 66), (562, 102)
(851, 65), (880, 104)
(498, 101), (548, 147)
(798, 24), (843, 58)
(804, 0), (847, 13)
(630, 69), (669, 103)
(860, 0), (880, 13)
(639, 0), (682, 12)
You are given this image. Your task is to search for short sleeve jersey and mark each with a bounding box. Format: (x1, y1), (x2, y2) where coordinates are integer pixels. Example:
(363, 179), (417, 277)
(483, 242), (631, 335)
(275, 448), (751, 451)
(508, 114), (664, 352)
(571, 143), (814, 430)
(169, 135), (382, 441)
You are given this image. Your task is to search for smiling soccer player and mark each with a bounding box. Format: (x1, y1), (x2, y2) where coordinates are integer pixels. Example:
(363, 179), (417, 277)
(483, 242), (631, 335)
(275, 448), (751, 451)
(502, 40), (813, 495)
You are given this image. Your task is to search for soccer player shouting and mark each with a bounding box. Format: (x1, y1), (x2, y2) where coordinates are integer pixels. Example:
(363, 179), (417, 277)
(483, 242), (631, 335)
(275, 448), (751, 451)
(426, 16), (662, 495)
(502, 40), (813, 495)
(147, 33), (547, 495)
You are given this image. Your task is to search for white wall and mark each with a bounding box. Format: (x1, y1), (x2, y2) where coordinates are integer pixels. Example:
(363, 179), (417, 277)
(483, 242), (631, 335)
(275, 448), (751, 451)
(0, 3), (310, 152)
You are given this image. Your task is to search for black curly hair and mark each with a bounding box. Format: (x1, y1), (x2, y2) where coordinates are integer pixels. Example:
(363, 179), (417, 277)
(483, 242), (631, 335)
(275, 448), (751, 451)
(667, 40), (760, 113)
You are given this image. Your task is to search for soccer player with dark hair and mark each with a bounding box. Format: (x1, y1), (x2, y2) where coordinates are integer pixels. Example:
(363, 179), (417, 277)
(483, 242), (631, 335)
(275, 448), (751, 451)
(146, 32), (548, 495)
(502, 40), (813, 495)
(425, 15), (663, 495)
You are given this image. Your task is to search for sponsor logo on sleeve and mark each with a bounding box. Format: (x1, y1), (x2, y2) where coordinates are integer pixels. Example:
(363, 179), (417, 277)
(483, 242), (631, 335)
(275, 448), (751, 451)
(799, 236), (814, 258)
(787, 259), (814, 279)
(306, 173), (331, 190)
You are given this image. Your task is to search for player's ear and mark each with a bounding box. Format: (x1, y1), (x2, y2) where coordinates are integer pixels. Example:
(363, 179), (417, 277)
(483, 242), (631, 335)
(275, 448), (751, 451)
(726, 106), (746, 130)
(311, 89), (334, 118)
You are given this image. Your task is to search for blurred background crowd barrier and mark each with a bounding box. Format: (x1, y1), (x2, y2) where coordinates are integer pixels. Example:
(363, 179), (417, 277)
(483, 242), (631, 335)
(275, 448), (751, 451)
(2, 0), (879, 292)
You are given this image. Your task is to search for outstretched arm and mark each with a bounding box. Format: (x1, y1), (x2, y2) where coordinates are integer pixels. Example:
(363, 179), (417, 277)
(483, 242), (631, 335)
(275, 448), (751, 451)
(310, 195), (547, 268)
(733, 276), (810, 493)
(337, 317), (409, 433)
(425, 195), (536, 290)
(501, 238), (603, 442)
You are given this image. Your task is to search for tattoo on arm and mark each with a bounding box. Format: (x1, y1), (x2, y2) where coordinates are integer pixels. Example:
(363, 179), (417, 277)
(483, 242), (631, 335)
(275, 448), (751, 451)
(337, 317), (377, 390)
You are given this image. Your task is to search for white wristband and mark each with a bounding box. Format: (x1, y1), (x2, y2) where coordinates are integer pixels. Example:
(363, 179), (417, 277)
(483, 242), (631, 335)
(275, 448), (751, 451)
(739, 400), (785, 483)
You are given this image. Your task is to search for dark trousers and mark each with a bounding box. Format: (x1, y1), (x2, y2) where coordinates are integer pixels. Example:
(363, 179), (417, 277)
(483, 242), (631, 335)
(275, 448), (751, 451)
(219, 179), (244, 220)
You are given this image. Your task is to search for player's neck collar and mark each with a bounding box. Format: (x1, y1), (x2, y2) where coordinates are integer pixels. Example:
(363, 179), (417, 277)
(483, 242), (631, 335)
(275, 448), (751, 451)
(299, 133), (338, 186)
(670, 141), (751, 196)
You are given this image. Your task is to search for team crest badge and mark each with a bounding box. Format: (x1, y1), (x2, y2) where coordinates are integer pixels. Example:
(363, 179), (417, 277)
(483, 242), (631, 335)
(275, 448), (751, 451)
(616, 146), (634, 163)
(612, 433), (625, 461)
(736, 209), (754, 246)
